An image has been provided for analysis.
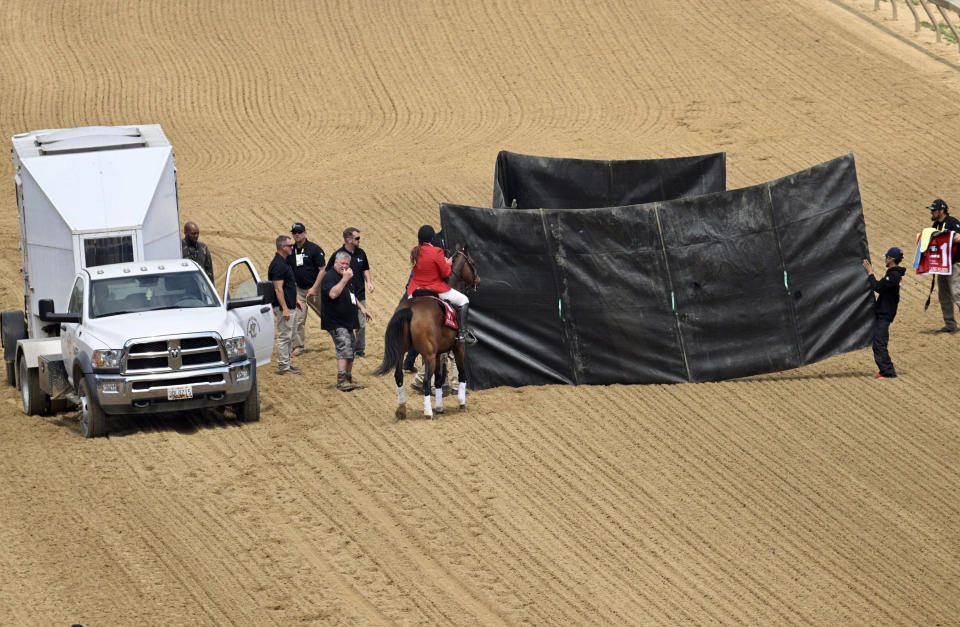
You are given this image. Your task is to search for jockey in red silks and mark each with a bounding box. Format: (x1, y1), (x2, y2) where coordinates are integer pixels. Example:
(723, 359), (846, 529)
(406, 224), (476, 344)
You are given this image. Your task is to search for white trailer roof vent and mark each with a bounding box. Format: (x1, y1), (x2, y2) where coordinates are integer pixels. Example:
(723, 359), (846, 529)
(35, 126), (141, 144)
(38, 134), (146, 155)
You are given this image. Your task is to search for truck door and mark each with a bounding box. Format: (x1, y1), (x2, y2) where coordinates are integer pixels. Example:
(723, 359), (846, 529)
(61, 276), (85, 384)
(224, 258), (274, 368)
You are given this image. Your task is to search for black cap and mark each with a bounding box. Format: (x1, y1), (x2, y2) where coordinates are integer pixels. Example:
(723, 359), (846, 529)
(927, 199), (948, 212)
(291, 222), (306, 234)
(885, 247), (903, 262)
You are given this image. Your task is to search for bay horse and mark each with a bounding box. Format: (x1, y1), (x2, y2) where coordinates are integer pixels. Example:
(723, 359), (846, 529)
(373, 246), (479, 419)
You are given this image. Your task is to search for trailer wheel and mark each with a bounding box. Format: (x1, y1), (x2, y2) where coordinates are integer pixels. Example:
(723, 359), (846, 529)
(77, 377), (107, 438)
(5, 360), (15, 386)
(235, 383), (260, 423)
(19, 357), (49, 416)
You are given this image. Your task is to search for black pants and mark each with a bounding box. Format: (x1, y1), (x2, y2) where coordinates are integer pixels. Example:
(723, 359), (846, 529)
(872, 316), (896, 377)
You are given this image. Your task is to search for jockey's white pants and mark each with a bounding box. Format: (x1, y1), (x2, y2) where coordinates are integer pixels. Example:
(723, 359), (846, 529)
(438, 288), (468, 308)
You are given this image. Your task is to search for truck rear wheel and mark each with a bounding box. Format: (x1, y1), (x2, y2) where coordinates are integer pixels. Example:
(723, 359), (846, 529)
(19, 357), (49, 416)
(77, 377), (107, 438)
(6, 360), (15, 386)
(235, 382), (260, 423)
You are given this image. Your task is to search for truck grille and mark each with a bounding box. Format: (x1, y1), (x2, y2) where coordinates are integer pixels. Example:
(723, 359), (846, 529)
(124, 335), (225, 373)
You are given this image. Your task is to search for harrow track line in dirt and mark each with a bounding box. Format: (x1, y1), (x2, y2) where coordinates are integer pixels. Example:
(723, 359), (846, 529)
(725, 378), (960, 541)
(651, 384), (923, 622)
(304, 398), (580, 624)
(239, 420), (506, 624)
(101, 438), (265, 624)
(596, 388), (866, 621)
(454, 398), (730, 622)
(464, 415), (710, 624)
(286, 434), (510, 625)
(496, 402), (800, 625)
(112, 425), (377, 623)
(325, 413), (609, 622)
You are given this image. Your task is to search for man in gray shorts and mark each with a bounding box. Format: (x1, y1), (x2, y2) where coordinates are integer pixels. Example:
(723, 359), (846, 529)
(320, 251), (372, 391)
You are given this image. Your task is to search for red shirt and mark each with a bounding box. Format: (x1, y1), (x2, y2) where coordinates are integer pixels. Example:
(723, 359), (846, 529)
(407, 243), (451, 295)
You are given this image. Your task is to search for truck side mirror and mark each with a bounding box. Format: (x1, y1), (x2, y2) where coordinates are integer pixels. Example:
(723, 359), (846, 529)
(38, 298), (81, 323)
(257, 281), (274, 305)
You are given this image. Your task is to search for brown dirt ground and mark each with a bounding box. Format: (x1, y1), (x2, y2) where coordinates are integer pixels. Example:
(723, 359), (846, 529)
(1, 0), (959, 624)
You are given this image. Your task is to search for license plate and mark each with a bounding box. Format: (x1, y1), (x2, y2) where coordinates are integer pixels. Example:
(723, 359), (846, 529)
(167, 385), (193, 401)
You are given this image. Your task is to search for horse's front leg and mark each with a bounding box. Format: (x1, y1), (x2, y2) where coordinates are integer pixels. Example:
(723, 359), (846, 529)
(394, 362), (406, 420)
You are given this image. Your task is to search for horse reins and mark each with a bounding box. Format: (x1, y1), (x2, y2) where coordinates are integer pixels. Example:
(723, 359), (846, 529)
(453, 249), (480, 291)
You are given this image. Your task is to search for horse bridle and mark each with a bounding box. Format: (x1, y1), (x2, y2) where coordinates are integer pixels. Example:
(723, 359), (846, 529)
(453, 249), (480, 291)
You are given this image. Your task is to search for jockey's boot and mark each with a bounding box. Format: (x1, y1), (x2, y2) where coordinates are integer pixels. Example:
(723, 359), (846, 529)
(456, 304), (478, 345)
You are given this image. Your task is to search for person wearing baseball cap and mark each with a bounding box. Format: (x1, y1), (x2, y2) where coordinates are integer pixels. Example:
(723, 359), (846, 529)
(287, 222), (327, 355)
(863, 247), (906, 379)
(927, 199), (960, 333)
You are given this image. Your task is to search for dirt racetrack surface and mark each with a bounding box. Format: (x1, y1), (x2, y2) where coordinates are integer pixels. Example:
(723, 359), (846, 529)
(2, 1), (960, 624)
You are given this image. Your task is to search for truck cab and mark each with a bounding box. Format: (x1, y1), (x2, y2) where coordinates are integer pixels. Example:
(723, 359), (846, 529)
(36, 258), (273, 436)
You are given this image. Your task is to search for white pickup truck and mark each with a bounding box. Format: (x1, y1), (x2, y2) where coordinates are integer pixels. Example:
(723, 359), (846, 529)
(31, 257), (274, 437)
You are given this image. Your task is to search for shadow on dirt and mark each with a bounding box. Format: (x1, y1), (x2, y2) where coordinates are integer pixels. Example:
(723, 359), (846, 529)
(50, 406), (248, 438)
(734, 371), (900, 383)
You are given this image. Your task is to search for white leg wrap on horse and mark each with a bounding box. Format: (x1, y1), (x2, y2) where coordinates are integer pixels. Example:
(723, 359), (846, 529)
(458, 382), (467, 405)
(423, 395), (432, 416)
(435, 387), (443, 409)
(397, 386), (406, 404)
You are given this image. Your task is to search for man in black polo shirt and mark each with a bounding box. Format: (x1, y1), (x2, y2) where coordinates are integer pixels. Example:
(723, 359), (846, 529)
(268, 234), (303, 375)
(321, 251), (372, 390)
(325, 227), (373, 357)
(287, 222), (326, 356)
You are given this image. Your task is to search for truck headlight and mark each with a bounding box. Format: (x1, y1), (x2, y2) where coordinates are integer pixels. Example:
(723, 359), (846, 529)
(224, 336), (246, 362)
(92, 349), (124, 369)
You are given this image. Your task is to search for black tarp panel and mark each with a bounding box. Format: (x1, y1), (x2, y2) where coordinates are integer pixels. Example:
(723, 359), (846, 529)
(492, 150), (727, 209)
(441, 154), (873, 390)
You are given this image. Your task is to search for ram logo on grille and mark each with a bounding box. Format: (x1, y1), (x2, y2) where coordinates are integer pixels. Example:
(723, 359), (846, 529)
(168, 346), (181, 359)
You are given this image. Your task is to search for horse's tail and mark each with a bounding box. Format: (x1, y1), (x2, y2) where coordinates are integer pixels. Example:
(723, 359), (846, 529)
(373, 307), (412, 376)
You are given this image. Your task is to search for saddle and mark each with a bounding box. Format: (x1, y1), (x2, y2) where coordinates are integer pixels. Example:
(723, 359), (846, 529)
(411, 289), (458, 330)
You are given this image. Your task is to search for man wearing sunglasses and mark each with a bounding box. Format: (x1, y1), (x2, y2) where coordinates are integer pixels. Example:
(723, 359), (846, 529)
(268, 234), (304, 375)
(325, 227), (374, 357)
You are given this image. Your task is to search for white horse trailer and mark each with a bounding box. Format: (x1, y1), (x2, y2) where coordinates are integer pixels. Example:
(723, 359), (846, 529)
(3, 124), (182, 383)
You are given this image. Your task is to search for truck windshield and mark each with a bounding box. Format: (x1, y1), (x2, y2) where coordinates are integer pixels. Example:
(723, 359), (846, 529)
(89, 272), (220, 318)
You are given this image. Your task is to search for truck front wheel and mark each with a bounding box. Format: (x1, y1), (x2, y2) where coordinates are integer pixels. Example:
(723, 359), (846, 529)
(235, 383), (260, 423)
(77, 378), (107, 438)
(19, 357), (49, 416)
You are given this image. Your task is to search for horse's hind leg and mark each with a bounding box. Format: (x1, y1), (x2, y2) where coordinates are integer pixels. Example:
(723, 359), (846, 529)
(434, 353), (446, 414)
(422, 356), (434, 418)
(452, 344), (467, 410)
(394, 362), (406, 420)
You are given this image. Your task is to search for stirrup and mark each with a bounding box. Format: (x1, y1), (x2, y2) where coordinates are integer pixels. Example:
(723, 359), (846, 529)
(457, 329), (478, 345)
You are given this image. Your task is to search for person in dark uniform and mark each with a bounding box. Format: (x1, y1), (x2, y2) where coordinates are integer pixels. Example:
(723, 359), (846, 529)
(268, 234), (303, 375)
(928, 199), (960, 333)
(325, 227), (373, 356)
(287, 222), (326, 356)
(181, 221), (214, 283)
(321, 251), (372, 391)
(863, 247), (906, 379)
